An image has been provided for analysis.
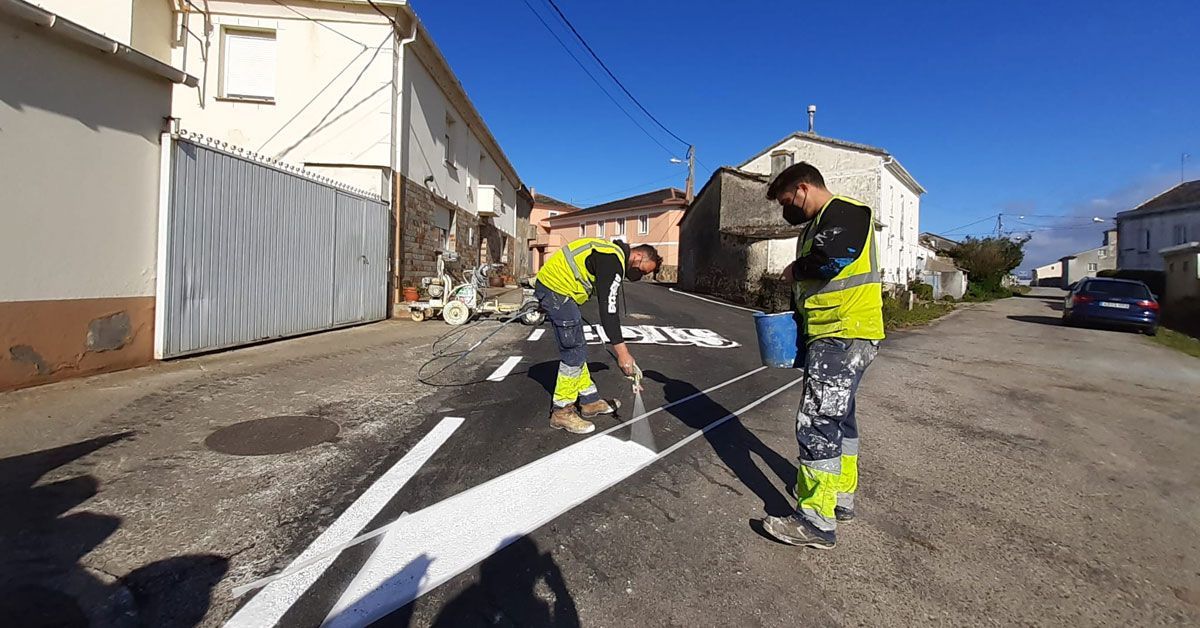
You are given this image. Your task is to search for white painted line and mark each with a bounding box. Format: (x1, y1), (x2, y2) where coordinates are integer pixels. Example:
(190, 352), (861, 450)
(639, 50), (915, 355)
(322, 375), (799, 628)
(486, 356), (523, 382)
(668, 287), (763, 314)
(527, 328), (545, 342)
(223, 417), (465, 628)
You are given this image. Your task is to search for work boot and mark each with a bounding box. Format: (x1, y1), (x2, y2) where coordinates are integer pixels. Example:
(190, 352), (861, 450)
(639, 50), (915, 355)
(579, 398), (621, 418)
(761, 513), (836, 550)
(835, 506), (855, 522)
(550, 406), (595, 434)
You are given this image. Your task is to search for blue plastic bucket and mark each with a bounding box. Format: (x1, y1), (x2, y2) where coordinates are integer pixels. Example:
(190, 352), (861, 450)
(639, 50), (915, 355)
(753, 311), (800, 368)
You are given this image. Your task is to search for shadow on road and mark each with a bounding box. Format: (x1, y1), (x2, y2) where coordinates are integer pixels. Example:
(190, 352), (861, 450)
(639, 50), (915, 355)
(425, 536), (579, 628)
(526, 360), (612, 399)
(1007, 315), (1064, 327)
(644, 370), (797, 517)
(0, 433), (228, 628)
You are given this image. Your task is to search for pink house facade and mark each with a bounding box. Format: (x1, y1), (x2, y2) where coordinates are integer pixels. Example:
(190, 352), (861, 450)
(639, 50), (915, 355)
(533, 188), (687, 277)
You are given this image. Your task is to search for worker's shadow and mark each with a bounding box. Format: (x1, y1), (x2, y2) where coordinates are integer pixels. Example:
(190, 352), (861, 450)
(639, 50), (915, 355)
(643, 370), (798, 517)
(526, 361), (612, 399)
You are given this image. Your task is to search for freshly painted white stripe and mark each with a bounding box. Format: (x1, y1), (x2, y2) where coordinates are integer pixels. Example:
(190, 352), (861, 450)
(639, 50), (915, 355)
(668, 287), (763, 314)
(322, 376), (799, 628)
(223, 417), (465, 627)
(242, 365), (765, 605)
(486, 356), (523, 381)
(527, 328), (545, 342)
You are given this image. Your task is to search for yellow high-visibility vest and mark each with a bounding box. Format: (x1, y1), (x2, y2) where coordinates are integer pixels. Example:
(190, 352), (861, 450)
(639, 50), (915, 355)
(794, 196), (885, 343)
(536, 238), (628, 304)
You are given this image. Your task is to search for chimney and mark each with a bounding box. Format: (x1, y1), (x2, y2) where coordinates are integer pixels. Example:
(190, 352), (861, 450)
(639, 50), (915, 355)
(807, 105), (816, 133)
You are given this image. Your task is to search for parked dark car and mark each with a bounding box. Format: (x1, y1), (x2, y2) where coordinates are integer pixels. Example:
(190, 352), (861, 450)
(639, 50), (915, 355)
(1062, 277), (1159, 335)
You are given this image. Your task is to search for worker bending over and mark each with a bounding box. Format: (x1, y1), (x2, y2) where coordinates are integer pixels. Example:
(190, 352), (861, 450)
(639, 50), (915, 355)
(761, 162), (884, 550)
(534, 238), (661, 434)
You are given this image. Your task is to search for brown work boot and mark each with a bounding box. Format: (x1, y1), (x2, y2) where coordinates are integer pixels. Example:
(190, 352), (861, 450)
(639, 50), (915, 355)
(550, 406), (595, 434)
(579, 398), (621, 418)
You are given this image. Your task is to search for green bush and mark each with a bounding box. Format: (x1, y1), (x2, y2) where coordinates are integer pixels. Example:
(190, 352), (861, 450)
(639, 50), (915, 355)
(907, 279), (934, 301)
(941, 295), (957, 303)
(883, 295), (954, 329)
(962, 282), (1013, 302)
(1010, 285), (1032, 296)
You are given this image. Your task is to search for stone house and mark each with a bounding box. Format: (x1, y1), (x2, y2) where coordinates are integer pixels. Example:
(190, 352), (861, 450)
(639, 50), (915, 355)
(1116, 180), (1200, 271)
(679, 132), (925, 298)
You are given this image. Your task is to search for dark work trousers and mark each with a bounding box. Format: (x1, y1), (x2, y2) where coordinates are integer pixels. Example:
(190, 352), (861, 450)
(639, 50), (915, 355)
(535, 284), (600, 408)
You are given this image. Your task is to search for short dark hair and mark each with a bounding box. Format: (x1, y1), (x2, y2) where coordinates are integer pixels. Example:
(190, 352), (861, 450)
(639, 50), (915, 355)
(632, 244), (662, 268)
(766, 162), (827, 200)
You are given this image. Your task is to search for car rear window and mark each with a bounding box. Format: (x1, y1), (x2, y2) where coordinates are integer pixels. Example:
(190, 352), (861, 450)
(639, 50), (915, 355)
(1082, 281), (1151, 299)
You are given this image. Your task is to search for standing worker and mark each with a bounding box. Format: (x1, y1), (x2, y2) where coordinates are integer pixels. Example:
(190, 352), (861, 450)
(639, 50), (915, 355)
(534, 238), (662, 434)
(760, 162), (884, 549)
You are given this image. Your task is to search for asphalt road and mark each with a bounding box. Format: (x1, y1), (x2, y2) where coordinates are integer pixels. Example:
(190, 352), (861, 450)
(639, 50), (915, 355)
(230, 283), (1200, 626)
(4, 283), (1198, 626)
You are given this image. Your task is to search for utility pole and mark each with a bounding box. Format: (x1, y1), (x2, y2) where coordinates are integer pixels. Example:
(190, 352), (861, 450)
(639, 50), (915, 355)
(685, 144), (695, 204)
(996, 213), (1003, 238)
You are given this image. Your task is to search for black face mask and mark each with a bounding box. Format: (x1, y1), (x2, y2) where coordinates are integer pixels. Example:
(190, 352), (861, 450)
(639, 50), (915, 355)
(782, 204), (807, 225)
(625, 266), (645, 282)
(782, 189), (808, 225)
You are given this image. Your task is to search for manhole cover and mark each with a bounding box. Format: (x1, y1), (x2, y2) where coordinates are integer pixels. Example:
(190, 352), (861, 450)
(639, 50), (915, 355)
(205, 416), (339, 456)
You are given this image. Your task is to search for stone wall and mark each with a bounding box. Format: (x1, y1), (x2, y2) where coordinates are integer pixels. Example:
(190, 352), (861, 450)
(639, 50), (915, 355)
(397, 175), (479, 291)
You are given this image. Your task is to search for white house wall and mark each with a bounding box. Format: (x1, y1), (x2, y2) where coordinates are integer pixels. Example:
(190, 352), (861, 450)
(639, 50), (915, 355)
(1, 13), (173, 389)
(169, 4), (396, 195)
(401, 49), (517, 236)
(879, 165), (922, 284)
(1117, 209), (1200, 271)
(28, 0), (136, 46)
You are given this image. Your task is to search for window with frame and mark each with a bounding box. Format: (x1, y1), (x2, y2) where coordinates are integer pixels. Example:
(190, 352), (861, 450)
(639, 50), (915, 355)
(638, 214), (649, 235)
(1087, 262), (1098, 271)
(616, 218), (626, 236)
(1174, 224), (1188, 245)
(547, 211), (560, 217)
(1143, 230), (1151, 251)
(597, 220), (606, 237)
(222, 28), (277, 101)
(579, 223), (586, 237)
(444, 115), (457, 168)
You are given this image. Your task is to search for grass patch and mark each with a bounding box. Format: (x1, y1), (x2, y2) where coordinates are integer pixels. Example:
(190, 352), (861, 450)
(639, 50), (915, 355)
(1011, 285), (1032, 296)
(1149, 327), (1200, 358)
(883, 296), (954, 329)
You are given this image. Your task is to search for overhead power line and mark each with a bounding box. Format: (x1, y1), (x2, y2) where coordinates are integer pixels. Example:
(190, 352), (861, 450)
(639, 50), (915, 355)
(519, 0), (678, 158)
(543, 0), (691, 150)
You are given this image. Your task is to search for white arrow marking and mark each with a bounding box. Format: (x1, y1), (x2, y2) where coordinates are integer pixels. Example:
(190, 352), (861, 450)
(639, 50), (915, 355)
(224, 417), (464, 628)
(322, 377), (799, 627)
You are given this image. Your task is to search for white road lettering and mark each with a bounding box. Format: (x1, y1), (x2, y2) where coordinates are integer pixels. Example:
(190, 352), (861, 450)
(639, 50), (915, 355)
(582, 324), (739, 348)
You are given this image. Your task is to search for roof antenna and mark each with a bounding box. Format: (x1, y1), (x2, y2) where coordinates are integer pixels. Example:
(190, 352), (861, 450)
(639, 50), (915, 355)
(808, 105), (816, 134)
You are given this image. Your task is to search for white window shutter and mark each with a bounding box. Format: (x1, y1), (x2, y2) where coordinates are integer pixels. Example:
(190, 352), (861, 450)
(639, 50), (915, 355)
(224, 30), (276, 99)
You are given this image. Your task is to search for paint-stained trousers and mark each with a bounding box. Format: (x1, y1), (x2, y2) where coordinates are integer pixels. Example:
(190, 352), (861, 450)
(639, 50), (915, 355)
(534, 284), (601, 408)
(795, 337), (879, 531)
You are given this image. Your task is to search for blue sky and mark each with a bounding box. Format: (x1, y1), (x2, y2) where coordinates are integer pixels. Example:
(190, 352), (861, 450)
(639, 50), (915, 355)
(412, 0), (1199, 269)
